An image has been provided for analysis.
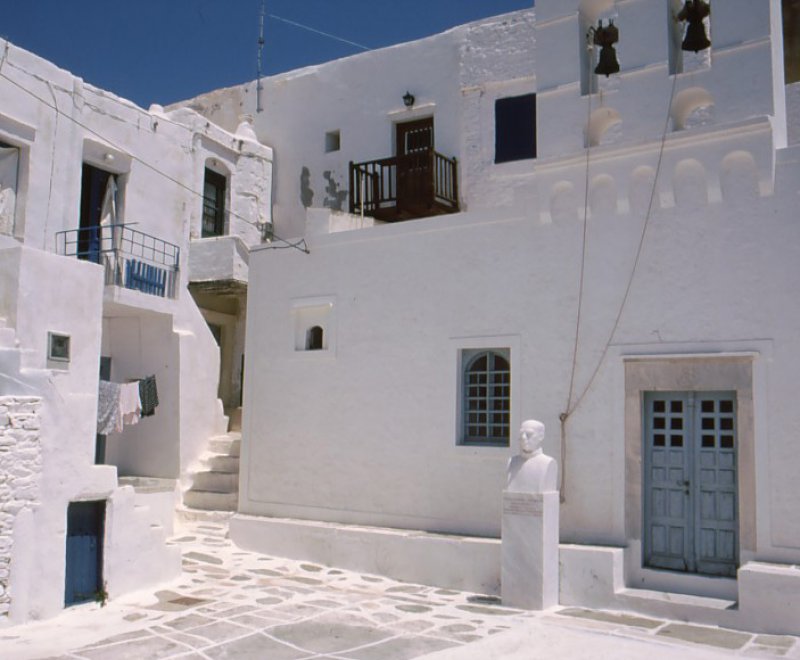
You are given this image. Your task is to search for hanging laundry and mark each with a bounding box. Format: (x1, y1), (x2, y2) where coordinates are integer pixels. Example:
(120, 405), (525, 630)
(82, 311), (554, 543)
(97, 380), (123, 434)
(120, 381), (142, 425)
(139, 375), (159, 417)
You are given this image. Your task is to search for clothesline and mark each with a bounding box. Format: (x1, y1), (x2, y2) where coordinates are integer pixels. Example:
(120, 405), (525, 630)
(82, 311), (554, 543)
(97, 375), (159, 435)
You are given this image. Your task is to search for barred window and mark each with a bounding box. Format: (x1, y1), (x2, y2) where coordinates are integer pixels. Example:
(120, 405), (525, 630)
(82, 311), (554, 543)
(462, 349), (510, 446)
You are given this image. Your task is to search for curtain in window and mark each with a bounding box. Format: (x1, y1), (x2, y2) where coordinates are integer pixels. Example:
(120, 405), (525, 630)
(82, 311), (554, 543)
(0, 147), (19, 235)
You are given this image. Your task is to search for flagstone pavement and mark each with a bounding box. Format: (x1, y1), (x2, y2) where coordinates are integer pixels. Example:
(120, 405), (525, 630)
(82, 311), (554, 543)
(0, 519), (798, 660)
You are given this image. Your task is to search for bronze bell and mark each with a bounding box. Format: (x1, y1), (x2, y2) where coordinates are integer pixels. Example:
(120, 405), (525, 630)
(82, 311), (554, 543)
(592, 19), (620, 77)
(678, 0), (711, 52)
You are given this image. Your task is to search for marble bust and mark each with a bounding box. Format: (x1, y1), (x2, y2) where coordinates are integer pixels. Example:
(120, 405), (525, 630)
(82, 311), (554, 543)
(506, 419), (557, 493)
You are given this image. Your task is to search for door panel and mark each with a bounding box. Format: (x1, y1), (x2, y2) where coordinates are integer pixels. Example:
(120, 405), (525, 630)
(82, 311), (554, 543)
(396, 118), (434, 212)
(65, 500), (105, 606)
(694, 393), (738, 576)
(644, 392), (738, 577)
(397, 118), (433, 156)
(644, 393), (692, 571)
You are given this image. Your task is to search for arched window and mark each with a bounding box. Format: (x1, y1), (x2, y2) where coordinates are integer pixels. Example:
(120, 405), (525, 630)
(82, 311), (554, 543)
(306, 325), (324, 351)
(462, 350), (510, 445)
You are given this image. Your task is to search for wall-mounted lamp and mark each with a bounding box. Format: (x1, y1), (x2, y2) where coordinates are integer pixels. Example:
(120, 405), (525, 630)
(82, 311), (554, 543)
(587, 19), (620, 77)
(677, 1), (711, 52)
(403, 91), (415, 108)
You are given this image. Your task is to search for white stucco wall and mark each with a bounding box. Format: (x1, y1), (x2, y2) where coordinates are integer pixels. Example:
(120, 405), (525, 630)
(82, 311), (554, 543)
(0, 36), (273, 620)
(239, 1), (799, 577)
(0, 35), (273, 484)
(178, 10), (536, 240)
(243, 136), (800, 550)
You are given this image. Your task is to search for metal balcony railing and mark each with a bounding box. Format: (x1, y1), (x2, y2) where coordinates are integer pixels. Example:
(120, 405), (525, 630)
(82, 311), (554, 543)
(349, 148), (458, 222)
(55, 224), (180, 299)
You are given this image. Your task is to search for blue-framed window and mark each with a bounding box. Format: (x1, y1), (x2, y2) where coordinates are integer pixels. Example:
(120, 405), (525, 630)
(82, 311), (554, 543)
(461, 349), (510, 446)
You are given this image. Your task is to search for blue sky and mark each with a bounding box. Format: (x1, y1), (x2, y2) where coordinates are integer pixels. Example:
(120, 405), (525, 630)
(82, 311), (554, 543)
(1, 1), (533, 108)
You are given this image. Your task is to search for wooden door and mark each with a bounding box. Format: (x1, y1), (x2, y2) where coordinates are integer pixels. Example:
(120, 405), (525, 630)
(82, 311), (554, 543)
(643, 391), (738, 577)
(396, 118), (433, 212)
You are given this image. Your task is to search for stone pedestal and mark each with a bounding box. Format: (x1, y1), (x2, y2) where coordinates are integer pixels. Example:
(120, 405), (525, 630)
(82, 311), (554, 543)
(501, 490), (559, 610)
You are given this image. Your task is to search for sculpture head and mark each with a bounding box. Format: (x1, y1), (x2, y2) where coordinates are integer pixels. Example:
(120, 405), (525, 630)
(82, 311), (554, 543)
(518, 419), (545, 457)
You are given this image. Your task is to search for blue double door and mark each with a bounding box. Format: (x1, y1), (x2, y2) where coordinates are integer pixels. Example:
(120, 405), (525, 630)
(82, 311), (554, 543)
(643, 392), (738, 578)
(65, 500), (105, 606)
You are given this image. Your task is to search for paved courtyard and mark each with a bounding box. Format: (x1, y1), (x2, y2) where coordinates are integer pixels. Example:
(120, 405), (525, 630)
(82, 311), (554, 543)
(0, 519), (797, 659)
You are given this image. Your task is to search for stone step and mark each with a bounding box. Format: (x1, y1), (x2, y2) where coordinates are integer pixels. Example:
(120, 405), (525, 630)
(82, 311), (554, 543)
(175, 506), (234, 524)
(615, 587), (738, 628)
(192, 470), (239, 493)
(183, 489), (238, 511)
(206, 455), (240, 473)
(226, 407), (242, 432)
(209, 435), (241, 457)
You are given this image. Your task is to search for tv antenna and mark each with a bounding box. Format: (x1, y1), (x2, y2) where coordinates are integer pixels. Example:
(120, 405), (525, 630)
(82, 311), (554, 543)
(257, 0), (265, 113)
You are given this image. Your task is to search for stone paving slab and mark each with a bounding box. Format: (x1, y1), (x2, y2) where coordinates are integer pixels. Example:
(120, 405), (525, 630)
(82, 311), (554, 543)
(0, 519), (798, 660)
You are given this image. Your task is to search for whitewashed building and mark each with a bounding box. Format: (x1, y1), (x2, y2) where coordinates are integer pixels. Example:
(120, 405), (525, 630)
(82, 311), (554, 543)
(2, 0), (800, 636)
(181, 1), (800, 635)
(0, 40), (272, 620)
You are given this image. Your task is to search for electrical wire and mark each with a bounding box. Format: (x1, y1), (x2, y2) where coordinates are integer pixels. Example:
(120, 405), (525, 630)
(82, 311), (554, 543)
(0, 60), (310, 255)
(567, 70), (679, 418)
(267, 14), (371, 52)
(559, 36), (596, 504)
(558, 65), (681, 497)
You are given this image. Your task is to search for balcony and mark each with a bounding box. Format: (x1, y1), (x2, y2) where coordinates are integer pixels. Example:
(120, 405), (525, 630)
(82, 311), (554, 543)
(188, 234), (249, 296)
(55, 224), (180, 299)
(349, 148), (459, 222)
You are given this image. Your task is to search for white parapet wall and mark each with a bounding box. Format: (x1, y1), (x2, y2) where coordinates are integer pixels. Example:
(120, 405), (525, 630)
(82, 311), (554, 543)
(231, 513), (502, 595)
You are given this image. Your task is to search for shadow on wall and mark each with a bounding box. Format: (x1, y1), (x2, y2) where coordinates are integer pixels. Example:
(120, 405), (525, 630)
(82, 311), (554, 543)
(300, 167), (314, 208)
(323, 171), (348, 211)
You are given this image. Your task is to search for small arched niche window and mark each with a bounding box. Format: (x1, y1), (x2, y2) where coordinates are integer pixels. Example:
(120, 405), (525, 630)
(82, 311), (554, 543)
(462, 349), (510, 446)
(306, 325), (324, 351)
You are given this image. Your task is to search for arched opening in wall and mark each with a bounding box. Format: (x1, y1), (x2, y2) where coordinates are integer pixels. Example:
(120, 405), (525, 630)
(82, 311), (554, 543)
(629, 165), (659, 215)
(550, 181), (577, 223)
(306, 325), (324, 351)
(668, 0), (712, 74)
(673, 158), (708, 209)
(579, 0), (618, 95)
(720, 151), (759, 203)
(202, 159), (230, 237)
(587, 107), (622, 147)
(670, 87), (714, 130)
(589, 173), (617, 216)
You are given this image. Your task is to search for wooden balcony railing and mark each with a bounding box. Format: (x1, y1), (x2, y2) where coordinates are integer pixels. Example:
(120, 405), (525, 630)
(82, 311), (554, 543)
(349, 149), (458, 222)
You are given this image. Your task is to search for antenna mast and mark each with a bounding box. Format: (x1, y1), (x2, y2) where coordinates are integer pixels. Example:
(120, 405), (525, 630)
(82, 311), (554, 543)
(257, 0), (265, 113)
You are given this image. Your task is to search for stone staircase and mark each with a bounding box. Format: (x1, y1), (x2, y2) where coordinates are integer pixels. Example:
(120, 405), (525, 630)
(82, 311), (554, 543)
(183, 408), (241, 512)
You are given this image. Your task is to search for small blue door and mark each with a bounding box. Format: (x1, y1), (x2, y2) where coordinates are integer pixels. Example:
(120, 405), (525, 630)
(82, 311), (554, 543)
(65, 501), (105, 606)
(643, 392), (738, 577)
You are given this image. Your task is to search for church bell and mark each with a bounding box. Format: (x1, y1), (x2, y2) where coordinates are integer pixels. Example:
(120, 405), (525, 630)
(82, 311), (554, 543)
(592, 20), (620, 77)
(678, 0), (711, 52)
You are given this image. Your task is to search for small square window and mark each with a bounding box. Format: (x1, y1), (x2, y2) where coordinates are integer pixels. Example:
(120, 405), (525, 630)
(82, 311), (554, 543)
(495, 94), (536, 164)
(48, 332), (70, 362)
(325, 130), (341, 153)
